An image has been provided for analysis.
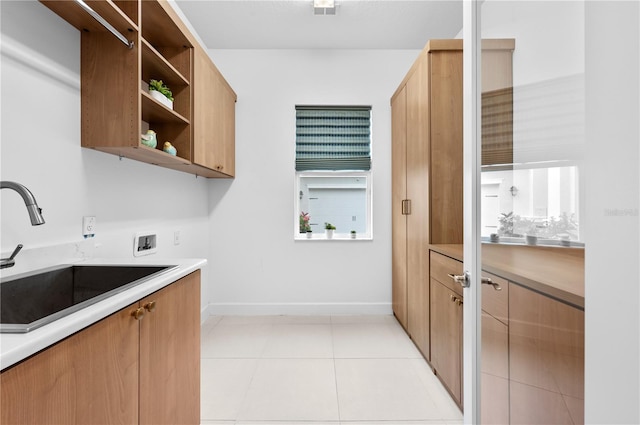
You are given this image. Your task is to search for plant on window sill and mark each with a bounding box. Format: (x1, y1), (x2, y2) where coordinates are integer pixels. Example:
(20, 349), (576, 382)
(324, 222), (336, 239)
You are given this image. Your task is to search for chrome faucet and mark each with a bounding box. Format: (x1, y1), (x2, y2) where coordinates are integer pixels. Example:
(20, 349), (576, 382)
(1, 181), (45, 269)
(1, 181), (45, 225)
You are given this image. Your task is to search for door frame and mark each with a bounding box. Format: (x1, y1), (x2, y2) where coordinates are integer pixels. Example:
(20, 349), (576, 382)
(462, 1), (482, 423)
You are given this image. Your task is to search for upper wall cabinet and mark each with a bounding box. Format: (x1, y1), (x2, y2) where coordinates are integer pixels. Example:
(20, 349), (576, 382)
(39, 0), (236, 178)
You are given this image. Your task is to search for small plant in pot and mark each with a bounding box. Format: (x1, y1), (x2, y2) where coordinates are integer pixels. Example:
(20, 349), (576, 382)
(350, 230), (356, 239)
(149, 79), (174, 109)
(324, 222), (336, 239)
(299, 211), (311, 233)
(525, 223), (538, 245)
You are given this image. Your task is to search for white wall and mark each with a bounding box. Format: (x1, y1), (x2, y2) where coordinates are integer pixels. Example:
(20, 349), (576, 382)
(584, 2), (639, 423)
(204, 49), (418, 315)
(0, 1), (212, 312)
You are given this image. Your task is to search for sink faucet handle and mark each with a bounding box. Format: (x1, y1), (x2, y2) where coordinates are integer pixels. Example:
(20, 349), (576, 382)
(0, 244), (23, 269)
(8, 244), (23, 260)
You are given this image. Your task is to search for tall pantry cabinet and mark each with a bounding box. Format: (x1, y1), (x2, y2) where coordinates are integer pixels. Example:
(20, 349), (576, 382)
(391, 41), (463, 359)
(391, 39), (514, 365)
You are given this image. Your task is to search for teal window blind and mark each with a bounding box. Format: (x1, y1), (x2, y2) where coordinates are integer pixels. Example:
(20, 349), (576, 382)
(295, 106), (372, 171)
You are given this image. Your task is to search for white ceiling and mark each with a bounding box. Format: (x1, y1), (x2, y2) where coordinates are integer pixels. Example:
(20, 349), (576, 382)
(174, 0), (463, 50)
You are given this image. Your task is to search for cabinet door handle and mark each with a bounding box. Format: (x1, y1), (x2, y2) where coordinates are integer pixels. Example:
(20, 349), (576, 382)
(401, 199), (412, 215)
(131, 307), (145, 320)
(144, 301), (157, 312)
(447, 273), (470, 288)
(449, 294), (463, 306)
(481, 277), (502, 291)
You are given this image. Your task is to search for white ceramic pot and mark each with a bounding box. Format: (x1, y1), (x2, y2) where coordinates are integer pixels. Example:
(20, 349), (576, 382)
(306, 232), (313, 239)
(150, 90), (173, 109)
(350, 233), (356, 239)
(325, 229), (334, 239)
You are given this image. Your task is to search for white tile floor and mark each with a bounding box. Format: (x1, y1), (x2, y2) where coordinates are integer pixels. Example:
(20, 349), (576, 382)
(201, 315), (463, 425)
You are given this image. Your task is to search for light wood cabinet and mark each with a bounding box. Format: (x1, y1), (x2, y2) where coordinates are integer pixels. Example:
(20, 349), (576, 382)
(404, 53), (431, 357)
(0, 307), (139, 424)
(509, 282), (584, 424)
(193, 46), (236, 177)
(481, 312), (509, 424)
(481, 272), (510, 424)
(391, 41), (462, 359)
(430, 277), (463, 406)
(391, 86), (408, 329)
(429, 251), (464, 406)
(139, 271), (201, 425)
(1, 271), (201, 425)
(430, 251), (511, 417)
(39, 0), (236, 178)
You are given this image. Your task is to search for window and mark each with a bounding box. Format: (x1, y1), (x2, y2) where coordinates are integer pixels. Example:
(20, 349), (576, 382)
(295, 106), (372, 240)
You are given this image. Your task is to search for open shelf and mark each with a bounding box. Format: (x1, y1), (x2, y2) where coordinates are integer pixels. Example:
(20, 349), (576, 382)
(41, 0), (235, 179)
(141, 91), (190, 124)
(141, 39), (189, 87)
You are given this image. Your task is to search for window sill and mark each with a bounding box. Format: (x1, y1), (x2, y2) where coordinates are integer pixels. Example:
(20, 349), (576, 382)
(295, 235), (372, 241)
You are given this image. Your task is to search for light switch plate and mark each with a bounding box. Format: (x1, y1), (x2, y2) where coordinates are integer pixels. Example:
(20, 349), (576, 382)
(134, 232), (157, 257)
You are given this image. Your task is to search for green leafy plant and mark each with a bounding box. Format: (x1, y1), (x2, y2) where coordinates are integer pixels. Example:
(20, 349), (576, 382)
(149, 79), (174, 101)
(324, 222), (336, 230)
(350, 230), (356, 234)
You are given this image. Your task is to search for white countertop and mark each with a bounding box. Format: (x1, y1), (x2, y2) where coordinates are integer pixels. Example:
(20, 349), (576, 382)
(0, 257), (206, 371)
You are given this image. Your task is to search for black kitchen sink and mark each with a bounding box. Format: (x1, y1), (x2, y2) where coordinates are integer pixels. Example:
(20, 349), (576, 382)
(0, 264), (176, 333)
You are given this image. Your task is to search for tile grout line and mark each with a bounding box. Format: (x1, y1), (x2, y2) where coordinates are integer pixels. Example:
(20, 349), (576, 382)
(330, 316), (343, 422)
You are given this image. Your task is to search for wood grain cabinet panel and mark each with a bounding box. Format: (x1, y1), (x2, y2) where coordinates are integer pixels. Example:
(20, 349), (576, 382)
(481, 312), (509, 425)
(430, 278), (463, 406)
(193, 46), (236, 177)
(140, 271), (201, 425)
(391, 86), (408, 329)
(509, 282), (584, 424)
(0, 271), (201, 425)
(1, 307), (139, 424)
(405, 55), (431, 358)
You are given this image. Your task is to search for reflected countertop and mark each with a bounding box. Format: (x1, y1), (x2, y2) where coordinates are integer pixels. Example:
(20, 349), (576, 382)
(429, 243), (584, 309)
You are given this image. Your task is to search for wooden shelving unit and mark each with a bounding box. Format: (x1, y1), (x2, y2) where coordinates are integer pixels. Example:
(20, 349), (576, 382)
(39, 0), (237, 178)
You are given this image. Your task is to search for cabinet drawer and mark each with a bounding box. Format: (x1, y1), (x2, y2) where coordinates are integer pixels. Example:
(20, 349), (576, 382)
(430, 251), (464, 296)
(482, 272), (508, 324)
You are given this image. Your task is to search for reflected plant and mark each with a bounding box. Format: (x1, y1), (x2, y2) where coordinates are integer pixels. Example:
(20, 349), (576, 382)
(498, 211), (579, 240)
(498, 212), (515, 236)
(546, 212), (579, 240)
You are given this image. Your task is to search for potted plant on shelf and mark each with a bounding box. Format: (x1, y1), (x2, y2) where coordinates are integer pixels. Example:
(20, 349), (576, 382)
(350, 230), (356, 239)
(324, 222), (336, 239)
(149, 79), (174, 109)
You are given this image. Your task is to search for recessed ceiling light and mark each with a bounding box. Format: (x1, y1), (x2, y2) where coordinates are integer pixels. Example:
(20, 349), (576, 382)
(314, 0), (335, 7)
(314, 0), (336, 15)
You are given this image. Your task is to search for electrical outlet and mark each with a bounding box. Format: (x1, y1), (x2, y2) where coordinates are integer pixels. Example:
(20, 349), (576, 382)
(134, 232), (157, 257)
(83, 216), (96, 238)
(174, 231), (181, 245)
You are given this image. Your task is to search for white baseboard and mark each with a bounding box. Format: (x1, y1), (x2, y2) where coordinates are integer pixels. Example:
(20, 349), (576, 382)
(201, 302), (391, 322)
